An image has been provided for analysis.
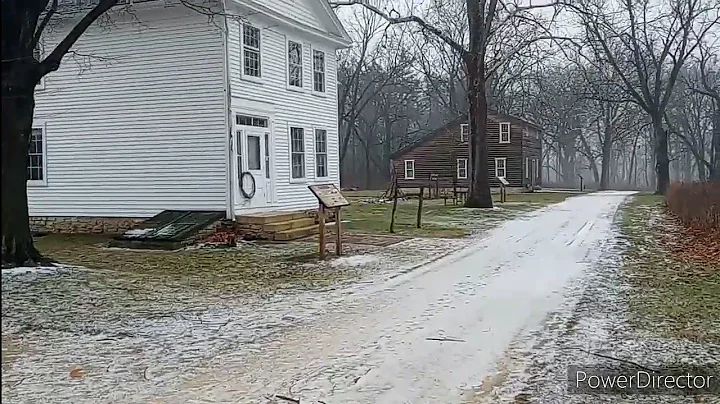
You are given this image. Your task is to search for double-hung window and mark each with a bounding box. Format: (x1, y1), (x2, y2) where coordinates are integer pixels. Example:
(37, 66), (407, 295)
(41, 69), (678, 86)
(288, 41), (303, 88)
(313, 50), (325, 93)
(28, 127), (46, 185)
(457, 158), (468, 179)
(290, 127), (305, 179)
(315, 129), (328, 177)
(495, 157), (507, 178)
(242, 25), (261, 78)
(499, 122), (511, 143)
(460, 124), (468, 142)
(404, 160), (415, 179)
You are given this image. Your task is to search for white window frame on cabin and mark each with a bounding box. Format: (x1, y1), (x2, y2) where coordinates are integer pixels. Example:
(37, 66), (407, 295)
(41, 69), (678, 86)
(312, 48), (326, 94)
(457, 158), (468, 179)
(404, 160), (415, 179)
(499, 122), (511, 144)
(240, 23), (262, 81)
(495, 157), (507, 179)
(460, 124), (469, 142)
(287, 39), (304, 90)
(534, 158), (540, 179)
(289, 126), (306, 180)
(314, 128), (328, 178)
(27, 122), (48, 187)
(525, 157), (530, 179)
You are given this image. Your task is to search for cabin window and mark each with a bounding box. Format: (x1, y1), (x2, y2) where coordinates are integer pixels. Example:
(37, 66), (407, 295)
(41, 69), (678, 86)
(290, 127), (305, 179)
(315, 129), (328, 177)
(313, 50), (325, 93)
(242, 24), (261, 78)
(499, 122), (511, 143)
(457, 158), (468, 179)
(28, 127), (46, 185)
(404, 160), (415, 179)
(525, 157), (530, 179)
(460, 124), (469, 142)
(495, 157), (507, 178)
(534, 158), (540, 179)
(288, 41), (303, 88)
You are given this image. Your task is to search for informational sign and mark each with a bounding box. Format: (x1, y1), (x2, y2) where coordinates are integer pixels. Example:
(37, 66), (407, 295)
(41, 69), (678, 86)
(308, 184), (350, 208)
(497, 176), (510, 186)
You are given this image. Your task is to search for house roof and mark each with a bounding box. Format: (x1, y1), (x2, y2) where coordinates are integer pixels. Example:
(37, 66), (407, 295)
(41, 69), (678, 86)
(390, 116), (467, 160)
(390, 110), (543, 160)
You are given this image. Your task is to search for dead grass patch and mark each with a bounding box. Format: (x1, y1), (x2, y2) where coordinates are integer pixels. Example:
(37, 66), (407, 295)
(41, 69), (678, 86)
(621, 194), (720, 344)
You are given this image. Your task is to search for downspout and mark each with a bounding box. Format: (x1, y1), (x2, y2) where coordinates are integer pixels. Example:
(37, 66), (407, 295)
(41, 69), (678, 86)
(222, 0), (235, 220)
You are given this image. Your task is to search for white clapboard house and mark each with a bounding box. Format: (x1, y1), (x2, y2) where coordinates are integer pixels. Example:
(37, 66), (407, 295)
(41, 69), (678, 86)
(29, 0), (351, 235)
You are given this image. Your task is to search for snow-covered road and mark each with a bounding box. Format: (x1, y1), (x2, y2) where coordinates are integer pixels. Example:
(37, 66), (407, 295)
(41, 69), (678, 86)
(165, 191), (634, 403)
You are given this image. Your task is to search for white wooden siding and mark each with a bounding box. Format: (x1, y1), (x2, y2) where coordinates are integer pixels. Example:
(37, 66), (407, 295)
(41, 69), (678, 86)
(228, 14), (341, 212)
(244, 0), (326, 33)
(30, 6), (227, 217)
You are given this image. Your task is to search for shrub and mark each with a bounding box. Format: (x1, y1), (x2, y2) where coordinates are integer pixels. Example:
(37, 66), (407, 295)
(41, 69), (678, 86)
(666, 182), (720, 231)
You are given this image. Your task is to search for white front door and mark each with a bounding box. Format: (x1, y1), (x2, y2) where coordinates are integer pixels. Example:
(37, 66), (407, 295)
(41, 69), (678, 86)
(233, 123), (273, 210)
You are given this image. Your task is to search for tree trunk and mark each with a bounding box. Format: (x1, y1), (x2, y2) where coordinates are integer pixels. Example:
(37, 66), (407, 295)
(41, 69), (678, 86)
(711, 107), (720, 182)
(598, 124), (613, 191)
(629, 134), (638, 187)
(1, 83), (44, 267)
(652, 115), (670, 194)
(464, 56), (493, 208)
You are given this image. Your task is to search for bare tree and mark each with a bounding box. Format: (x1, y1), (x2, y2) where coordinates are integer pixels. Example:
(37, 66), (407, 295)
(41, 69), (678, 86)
(559, 0), (720, 194)
(333, 0), (555, 208)
(1, 0), (238, 267)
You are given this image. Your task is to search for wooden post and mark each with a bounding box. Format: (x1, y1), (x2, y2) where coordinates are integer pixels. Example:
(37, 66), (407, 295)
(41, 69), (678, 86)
(417, 186), (424, 228)
(335, 207), (342, 256)
(318, 203), (326, 259)
(390, 178), (399, 233)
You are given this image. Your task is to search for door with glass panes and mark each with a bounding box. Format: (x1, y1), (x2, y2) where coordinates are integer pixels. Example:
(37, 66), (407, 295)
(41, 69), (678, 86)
(233, 115), (273, 210)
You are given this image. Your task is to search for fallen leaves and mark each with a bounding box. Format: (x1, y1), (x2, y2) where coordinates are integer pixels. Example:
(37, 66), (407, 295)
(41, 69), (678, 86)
(69, 366), (84, 379)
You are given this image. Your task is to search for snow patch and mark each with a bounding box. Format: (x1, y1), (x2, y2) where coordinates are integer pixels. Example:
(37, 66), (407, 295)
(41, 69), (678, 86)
(122, 228), (155, 238)
(2, 266), (59, 276)
(330, 254), (380, 267)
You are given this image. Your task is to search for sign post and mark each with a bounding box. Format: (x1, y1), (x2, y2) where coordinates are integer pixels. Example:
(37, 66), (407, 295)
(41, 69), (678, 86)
(497, 176), (509, 203)
(308, 184), (350, 259)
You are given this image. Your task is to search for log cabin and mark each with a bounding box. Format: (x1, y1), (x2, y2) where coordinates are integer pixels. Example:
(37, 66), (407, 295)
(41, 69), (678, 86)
(390, 110), (542, 190)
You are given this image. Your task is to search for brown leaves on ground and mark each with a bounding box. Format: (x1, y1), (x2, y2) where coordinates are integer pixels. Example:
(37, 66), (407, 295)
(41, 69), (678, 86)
(659, 212), (720, 266)
(69, 366), (84, 379)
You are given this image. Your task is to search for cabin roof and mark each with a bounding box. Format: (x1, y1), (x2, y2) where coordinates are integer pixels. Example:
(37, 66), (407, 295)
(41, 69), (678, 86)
(390, 110), (543, 160)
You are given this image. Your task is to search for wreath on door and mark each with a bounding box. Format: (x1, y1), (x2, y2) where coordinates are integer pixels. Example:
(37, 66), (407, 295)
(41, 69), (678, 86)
(240, 171), (256, 199)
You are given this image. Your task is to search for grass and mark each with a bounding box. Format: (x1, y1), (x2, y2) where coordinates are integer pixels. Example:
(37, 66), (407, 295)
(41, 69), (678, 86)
(34, 234), (358, 295)
(621, 194), (720, 344)
(342, 191), (575, 238)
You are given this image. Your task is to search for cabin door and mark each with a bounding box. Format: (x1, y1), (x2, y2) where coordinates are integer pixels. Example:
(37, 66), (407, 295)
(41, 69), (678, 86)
(233, 124), (273, 210)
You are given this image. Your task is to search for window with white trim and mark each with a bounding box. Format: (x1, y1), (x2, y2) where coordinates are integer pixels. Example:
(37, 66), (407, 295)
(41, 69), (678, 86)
(495, 157), (507, 178)
(525, 157), (530, 179)
(534, 158), (539, 179)
(315, 129), (328, 177)
(290, 127), (305, 179)
(288, 41), (303, 87)
(499, 122), (511, 143)
(404, 160), (415, 179)
(28, 127), (45, 183)
(460, 124), (469, 142)
(242, 24), (261, 78)
(457, 158), (468, 179)
(313, 49), (325, 92)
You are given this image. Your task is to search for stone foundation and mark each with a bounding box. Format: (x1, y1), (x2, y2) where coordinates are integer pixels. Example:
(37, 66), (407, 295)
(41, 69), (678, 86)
(30, 216), (145, 235)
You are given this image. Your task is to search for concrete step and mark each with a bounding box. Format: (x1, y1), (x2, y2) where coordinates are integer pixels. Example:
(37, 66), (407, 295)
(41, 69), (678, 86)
(263, 217), (316, 233)
(273, 222), (336, 241)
